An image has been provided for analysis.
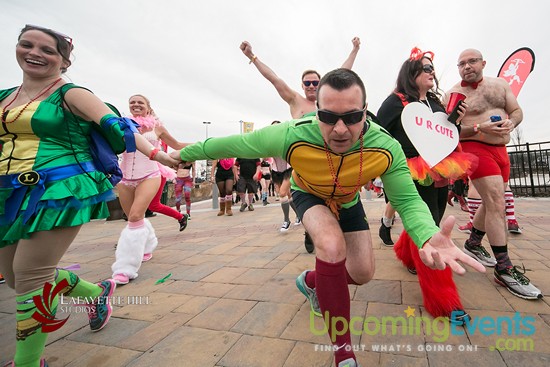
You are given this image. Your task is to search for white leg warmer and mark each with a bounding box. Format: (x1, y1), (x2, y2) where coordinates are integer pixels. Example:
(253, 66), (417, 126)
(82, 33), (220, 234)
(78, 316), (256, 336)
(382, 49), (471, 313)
(111, 225), (148, 279)
(143, 218), (158, 254)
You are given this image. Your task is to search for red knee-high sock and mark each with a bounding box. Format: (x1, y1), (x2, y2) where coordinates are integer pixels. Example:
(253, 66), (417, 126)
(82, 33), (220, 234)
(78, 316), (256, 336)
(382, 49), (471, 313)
(402, 232), (463, 318)
(315, 257), (355, 364)
(148, 176), (184, 220)
(305, 268), (359, 288)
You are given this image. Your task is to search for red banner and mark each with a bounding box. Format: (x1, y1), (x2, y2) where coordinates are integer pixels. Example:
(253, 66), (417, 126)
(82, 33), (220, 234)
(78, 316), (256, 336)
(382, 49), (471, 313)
(497, 47), (535, 97)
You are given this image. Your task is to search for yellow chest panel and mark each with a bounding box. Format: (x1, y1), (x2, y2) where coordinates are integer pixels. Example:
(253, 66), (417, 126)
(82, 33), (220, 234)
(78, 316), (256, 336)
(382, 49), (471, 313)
(287, 141), (393, 199)
(1, 103), (40, 174)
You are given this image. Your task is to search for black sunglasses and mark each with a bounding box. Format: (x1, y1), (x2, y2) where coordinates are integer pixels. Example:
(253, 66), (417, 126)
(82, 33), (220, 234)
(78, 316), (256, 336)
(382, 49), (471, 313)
(422, 64), (435, 74)
(317, 107), (366, 126)
(303, 80), (319, 87)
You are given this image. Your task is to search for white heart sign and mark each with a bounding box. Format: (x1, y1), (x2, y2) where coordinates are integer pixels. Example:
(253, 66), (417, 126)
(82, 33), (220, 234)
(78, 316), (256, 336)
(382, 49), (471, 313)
(401, 102), (459, 167)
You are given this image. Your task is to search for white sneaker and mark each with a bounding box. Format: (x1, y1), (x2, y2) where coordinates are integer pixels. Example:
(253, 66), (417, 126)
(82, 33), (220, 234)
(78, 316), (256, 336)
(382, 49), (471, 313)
(280, 221), (291, 232)
(338, 357), (361, 367)
(294, 218), (302, 226)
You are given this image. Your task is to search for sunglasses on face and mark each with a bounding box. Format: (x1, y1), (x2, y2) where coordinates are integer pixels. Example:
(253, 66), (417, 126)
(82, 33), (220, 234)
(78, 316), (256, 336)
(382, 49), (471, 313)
(303, 80), (319, 87)
(422, 64), (435, 74)
(25, 24), (73, 49)
(457, 58), (482, 68)
(317, 107), (366, 126)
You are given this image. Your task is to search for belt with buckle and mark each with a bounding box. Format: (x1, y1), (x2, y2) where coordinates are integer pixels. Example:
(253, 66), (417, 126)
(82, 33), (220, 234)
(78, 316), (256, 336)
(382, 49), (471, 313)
(0, 161), (96, 225)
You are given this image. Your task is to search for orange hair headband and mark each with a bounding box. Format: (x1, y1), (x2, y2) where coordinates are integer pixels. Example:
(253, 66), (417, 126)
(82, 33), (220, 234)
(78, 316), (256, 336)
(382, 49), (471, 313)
(409, 47), (434, 61)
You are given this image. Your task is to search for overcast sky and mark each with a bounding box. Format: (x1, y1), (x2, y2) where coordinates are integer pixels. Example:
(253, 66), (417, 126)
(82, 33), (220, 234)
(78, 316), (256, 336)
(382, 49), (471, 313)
(2, 0), (548, 145)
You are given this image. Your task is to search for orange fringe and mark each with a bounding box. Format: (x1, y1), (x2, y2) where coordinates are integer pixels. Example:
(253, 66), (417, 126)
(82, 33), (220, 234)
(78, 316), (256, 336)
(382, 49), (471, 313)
(407, 148), (478, 186)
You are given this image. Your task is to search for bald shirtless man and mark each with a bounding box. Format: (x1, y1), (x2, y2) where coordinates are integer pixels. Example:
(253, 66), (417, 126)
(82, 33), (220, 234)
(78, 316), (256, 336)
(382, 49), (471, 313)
(240, 38), (361, 252)
(447, 48), (542, 300)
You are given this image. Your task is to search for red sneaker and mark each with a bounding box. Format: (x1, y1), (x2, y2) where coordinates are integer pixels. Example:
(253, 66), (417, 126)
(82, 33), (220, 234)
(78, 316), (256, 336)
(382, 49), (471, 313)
(458, 222), (473, 234)
(507, 219), (522, 234)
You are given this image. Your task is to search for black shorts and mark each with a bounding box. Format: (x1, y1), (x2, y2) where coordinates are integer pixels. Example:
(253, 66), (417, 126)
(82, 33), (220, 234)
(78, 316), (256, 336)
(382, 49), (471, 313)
(291, 190), (369, 232)
(215, 169), (234, 183)
(261, 173), (271, 180)
(237, 177), (257, 193)
(271, 168), (293, 186)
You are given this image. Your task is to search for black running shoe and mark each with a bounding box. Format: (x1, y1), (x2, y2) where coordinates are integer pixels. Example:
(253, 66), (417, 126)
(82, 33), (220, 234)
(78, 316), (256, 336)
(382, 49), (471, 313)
(145, 209), (157, 218)
(378, 219), (394, 246)
(450, 309), (471, 326)
(179, 214), (189, 231)
(304, 232), (314, 253)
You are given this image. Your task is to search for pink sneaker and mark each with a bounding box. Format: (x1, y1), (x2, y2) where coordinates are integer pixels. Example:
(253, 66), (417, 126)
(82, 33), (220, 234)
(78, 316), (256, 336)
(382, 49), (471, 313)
(88, 279), (115, 332)
(113, 273), (129, 285)
(143, 253), (153, 262)
(458, 222), (473, 234)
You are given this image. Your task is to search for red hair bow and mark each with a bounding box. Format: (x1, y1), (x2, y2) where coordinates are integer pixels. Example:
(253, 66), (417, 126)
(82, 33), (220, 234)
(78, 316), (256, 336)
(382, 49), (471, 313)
(409, 47), (434, 61)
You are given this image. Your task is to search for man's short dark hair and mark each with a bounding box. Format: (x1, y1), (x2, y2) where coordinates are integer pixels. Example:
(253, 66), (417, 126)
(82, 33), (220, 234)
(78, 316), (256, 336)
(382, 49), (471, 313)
(301, 70), (321, 80)
(317, 68), (366, 105)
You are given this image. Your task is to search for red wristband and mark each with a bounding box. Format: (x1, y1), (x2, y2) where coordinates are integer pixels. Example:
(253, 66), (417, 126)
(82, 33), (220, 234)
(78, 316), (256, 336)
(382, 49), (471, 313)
(149, 148), (160, 160)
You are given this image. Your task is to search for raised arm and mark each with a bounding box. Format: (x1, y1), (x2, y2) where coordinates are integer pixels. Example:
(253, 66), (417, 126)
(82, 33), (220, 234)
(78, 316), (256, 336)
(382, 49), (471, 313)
(155, 125), (189, 150)
(340, 37), (361, 69)
(240, 40), (298, 105)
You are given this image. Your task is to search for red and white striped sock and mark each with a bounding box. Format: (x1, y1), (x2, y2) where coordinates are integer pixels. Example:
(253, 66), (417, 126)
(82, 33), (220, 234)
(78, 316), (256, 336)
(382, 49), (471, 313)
(467, 197), (482, 223)
(505, 191), (516, 221)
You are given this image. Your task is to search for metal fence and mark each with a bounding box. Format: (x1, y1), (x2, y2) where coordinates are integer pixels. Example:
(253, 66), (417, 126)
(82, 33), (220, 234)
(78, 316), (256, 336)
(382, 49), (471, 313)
(507, 141), (550, 197)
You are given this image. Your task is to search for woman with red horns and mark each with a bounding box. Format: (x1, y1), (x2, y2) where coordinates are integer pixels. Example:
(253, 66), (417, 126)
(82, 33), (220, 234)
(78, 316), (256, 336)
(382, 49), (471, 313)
(377, 47), (477, 323)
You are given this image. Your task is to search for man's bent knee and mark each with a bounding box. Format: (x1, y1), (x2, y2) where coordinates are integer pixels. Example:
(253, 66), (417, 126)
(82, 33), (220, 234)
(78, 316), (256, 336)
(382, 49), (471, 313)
(350, 266), (374, 285)
(315, 242), (347, 263)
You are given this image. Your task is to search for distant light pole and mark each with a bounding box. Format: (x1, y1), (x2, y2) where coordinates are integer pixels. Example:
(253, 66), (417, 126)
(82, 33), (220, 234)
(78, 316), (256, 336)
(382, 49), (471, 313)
(203, 121), (211, 139)
(203, 121), (217, 209)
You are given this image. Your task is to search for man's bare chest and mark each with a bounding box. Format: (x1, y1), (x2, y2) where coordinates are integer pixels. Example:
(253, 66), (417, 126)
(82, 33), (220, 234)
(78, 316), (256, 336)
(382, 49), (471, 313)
(465, 86), (506, 115)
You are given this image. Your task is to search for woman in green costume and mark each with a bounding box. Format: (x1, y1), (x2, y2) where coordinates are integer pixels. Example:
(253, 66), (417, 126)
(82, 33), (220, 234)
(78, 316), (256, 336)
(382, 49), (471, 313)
(0, 25), (177, 367)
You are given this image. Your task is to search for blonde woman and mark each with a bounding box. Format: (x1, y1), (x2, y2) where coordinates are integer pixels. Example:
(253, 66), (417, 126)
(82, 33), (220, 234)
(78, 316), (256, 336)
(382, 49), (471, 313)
(112, 94), (187, 285)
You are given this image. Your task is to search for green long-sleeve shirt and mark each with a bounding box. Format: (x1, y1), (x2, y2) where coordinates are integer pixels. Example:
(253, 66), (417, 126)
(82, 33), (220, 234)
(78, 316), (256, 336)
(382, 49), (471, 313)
(181, 114), (439, 248)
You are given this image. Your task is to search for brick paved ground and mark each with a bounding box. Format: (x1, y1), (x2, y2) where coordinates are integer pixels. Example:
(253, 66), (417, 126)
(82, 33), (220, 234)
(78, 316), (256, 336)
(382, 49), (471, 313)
(1, 195), (549, 366)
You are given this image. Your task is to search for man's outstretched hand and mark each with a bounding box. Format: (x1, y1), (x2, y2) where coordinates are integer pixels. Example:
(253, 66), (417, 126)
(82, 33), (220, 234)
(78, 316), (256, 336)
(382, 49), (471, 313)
(419, 216), (486, 275)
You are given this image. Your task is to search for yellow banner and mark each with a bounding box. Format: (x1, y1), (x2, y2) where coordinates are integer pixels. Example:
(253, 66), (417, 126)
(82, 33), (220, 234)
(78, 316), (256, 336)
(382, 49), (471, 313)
(243, 121), (254, 133)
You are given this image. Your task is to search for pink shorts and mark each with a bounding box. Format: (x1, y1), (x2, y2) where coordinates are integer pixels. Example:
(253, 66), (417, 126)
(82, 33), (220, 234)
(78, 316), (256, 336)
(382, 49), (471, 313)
(461, 141), (510, 182)
(119, 172), (161, 188)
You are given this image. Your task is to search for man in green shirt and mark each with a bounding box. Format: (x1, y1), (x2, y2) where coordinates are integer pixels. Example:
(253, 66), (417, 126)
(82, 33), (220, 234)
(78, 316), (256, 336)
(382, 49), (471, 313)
(172, 68), (485, 367)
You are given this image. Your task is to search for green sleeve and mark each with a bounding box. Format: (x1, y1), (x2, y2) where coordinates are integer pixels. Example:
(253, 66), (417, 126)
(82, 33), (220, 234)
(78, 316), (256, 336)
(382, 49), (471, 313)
(180, 122), (289, 161)
(381, 147), (440, 248)
(98, 114), (127, 154)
